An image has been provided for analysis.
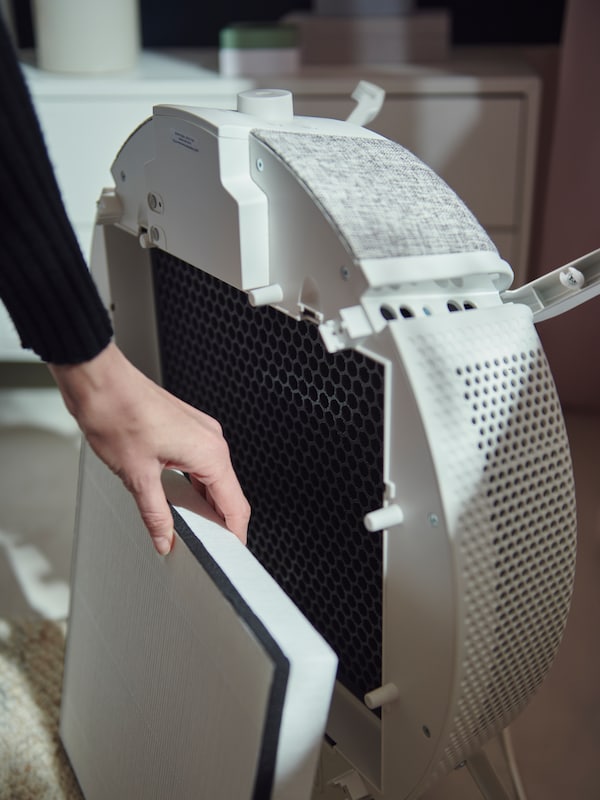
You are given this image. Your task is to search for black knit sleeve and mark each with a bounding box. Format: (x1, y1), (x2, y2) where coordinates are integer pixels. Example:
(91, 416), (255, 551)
(0, 19), (113, 364)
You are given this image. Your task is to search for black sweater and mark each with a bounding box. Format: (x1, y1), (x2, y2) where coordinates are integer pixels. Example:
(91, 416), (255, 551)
(0, 20), (113, 364)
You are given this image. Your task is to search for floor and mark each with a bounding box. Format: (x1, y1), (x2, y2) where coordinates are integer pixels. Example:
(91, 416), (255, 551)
(0, 381), (80, 621)
(1, 373), (599, 800)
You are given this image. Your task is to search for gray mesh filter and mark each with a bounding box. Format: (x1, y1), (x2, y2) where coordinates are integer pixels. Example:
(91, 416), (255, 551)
(152, 251), (385, 705)
(251, 130), (497, 260)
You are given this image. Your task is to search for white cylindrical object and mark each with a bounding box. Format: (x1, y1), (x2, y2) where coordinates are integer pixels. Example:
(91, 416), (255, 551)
(220, 48), (299, 78)
(237, 89), (294, 123)
(363, 504), (404, 532)
(364, 682), (399, 710)
(219, 23), (299, 79)
(248, 284), (284, 307)
(32, 0), (140, 74)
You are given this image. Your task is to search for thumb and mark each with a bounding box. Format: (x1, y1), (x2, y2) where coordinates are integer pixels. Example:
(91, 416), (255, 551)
(131, 479), (175, 556)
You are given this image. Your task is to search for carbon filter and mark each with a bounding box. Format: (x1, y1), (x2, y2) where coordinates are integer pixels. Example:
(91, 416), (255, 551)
(152, 250), (385, 706)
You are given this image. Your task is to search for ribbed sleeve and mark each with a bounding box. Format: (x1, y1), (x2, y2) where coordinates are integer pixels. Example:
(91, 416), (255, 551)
(0, 20), (113, 364)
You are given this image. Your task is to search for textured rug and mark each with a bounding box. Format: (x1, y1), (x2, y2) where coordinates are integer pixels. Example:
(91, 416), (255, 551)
(0, 617), (83, 799)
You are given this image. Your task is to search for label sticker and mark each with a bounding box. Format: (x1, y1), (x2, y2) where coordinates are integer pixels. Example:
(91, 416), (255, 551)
(171, 129), (199, 153)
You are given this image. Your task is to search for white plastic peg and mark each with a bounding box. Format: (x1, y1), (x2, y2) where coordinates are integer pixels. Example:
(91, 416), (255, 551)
(364, 682), (399, 710)
(237, 89), (294, 123)
(248, 284), (283, 307)
(364, 504), (404, 532)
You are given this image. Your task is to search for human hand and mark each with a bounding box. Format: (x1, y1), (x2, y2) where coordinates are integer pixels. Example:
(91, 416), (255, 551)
(49, 342), (250, 555)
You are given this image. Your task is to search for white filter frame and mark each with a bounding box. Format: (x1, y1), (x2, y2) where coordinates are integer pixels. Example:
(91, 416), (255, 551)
(60, 446), (337, 800)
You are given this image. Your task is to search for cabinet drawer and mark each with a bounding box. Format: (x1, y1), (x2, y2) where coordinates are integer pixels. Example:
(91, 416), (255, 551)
(293, 95), (523, 230)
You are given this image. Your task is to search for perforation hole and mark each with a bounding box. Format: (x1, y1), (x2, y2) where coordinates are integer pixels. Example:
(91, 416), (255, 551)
(380, 304), (397, 320)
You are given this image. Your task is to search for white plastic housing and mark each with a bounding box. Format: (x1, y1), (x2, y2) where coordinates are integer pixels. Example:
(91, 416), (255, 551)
(69, 90), (577, 800)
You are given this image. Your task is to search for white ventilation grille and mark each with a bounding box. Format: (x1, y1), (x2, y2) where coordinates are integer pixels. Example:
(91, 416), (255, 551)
(397, 306), (577, 782)
(447, 348), (575, 763)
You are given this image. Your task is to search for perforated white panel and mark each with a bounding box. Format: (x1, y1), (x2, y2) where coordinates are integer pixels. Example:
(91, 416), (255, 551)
(390, 302), (576, 782)
(447, 349), (575, 763)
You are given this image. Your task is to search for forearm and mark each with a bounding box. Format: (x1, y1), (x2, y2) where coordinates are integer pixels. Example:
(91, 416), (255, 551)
(0, 17), (113, 364)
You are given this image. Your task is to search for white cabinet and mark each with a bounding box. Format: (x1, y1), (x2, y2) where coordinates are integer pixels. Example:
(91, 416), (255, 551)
(2, 48), (539, 360)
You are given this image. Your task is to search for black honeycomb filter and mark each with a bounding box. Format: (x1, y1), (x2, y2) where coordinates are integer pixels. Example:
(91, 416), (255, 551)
(152, 251), (385, 705)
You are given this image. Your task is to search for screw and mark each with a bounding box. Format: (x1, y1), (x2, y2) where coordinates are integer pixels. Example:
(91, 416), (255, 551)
(559, 266), (585, 288)
(120, 170), (126, 182)
(150, 226), (160, 242)
(256, 158), (264, 172)
(422, 725), (431, 739)
(148, 192), (158, 211)
(428, 513), (439, 527)
(340, 266), (350, 280)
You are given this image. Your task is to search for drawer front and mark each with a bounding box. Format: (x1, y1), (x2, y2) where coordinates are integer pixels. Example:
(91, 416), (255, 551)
(293, 95), (524, 230)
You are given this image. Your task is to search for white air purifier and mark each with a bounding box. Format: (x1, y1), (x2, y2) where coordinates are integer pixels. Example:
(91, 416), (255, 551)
(60, 85), (600, 800)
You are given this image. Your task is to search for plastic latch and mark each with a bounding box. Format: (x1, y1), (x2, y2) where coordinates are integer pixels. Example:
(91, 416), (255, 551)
(345, 81), (385, 127)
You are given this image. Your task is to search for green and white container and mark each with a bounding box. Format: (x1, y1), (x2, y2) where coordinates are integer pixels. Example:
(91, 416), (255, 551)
(219, 23), (299, 77)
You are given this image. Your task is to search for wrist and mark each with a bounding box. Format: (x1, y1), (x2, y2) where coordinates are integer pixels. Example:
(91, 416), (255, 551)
(48, 341), (127, 419)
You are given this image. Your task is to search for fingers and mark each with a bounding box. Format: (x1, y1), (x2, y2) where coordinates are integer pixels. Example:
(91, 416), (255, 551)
(191, 471), (251, 545)
(126, 433), (250, 554)
(129, 472), (175, 556)
(165, 409), (250, 543)
(115, 419), (250, 553)
(133, 467), (249, 556)
(184, 426), (251, 544)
